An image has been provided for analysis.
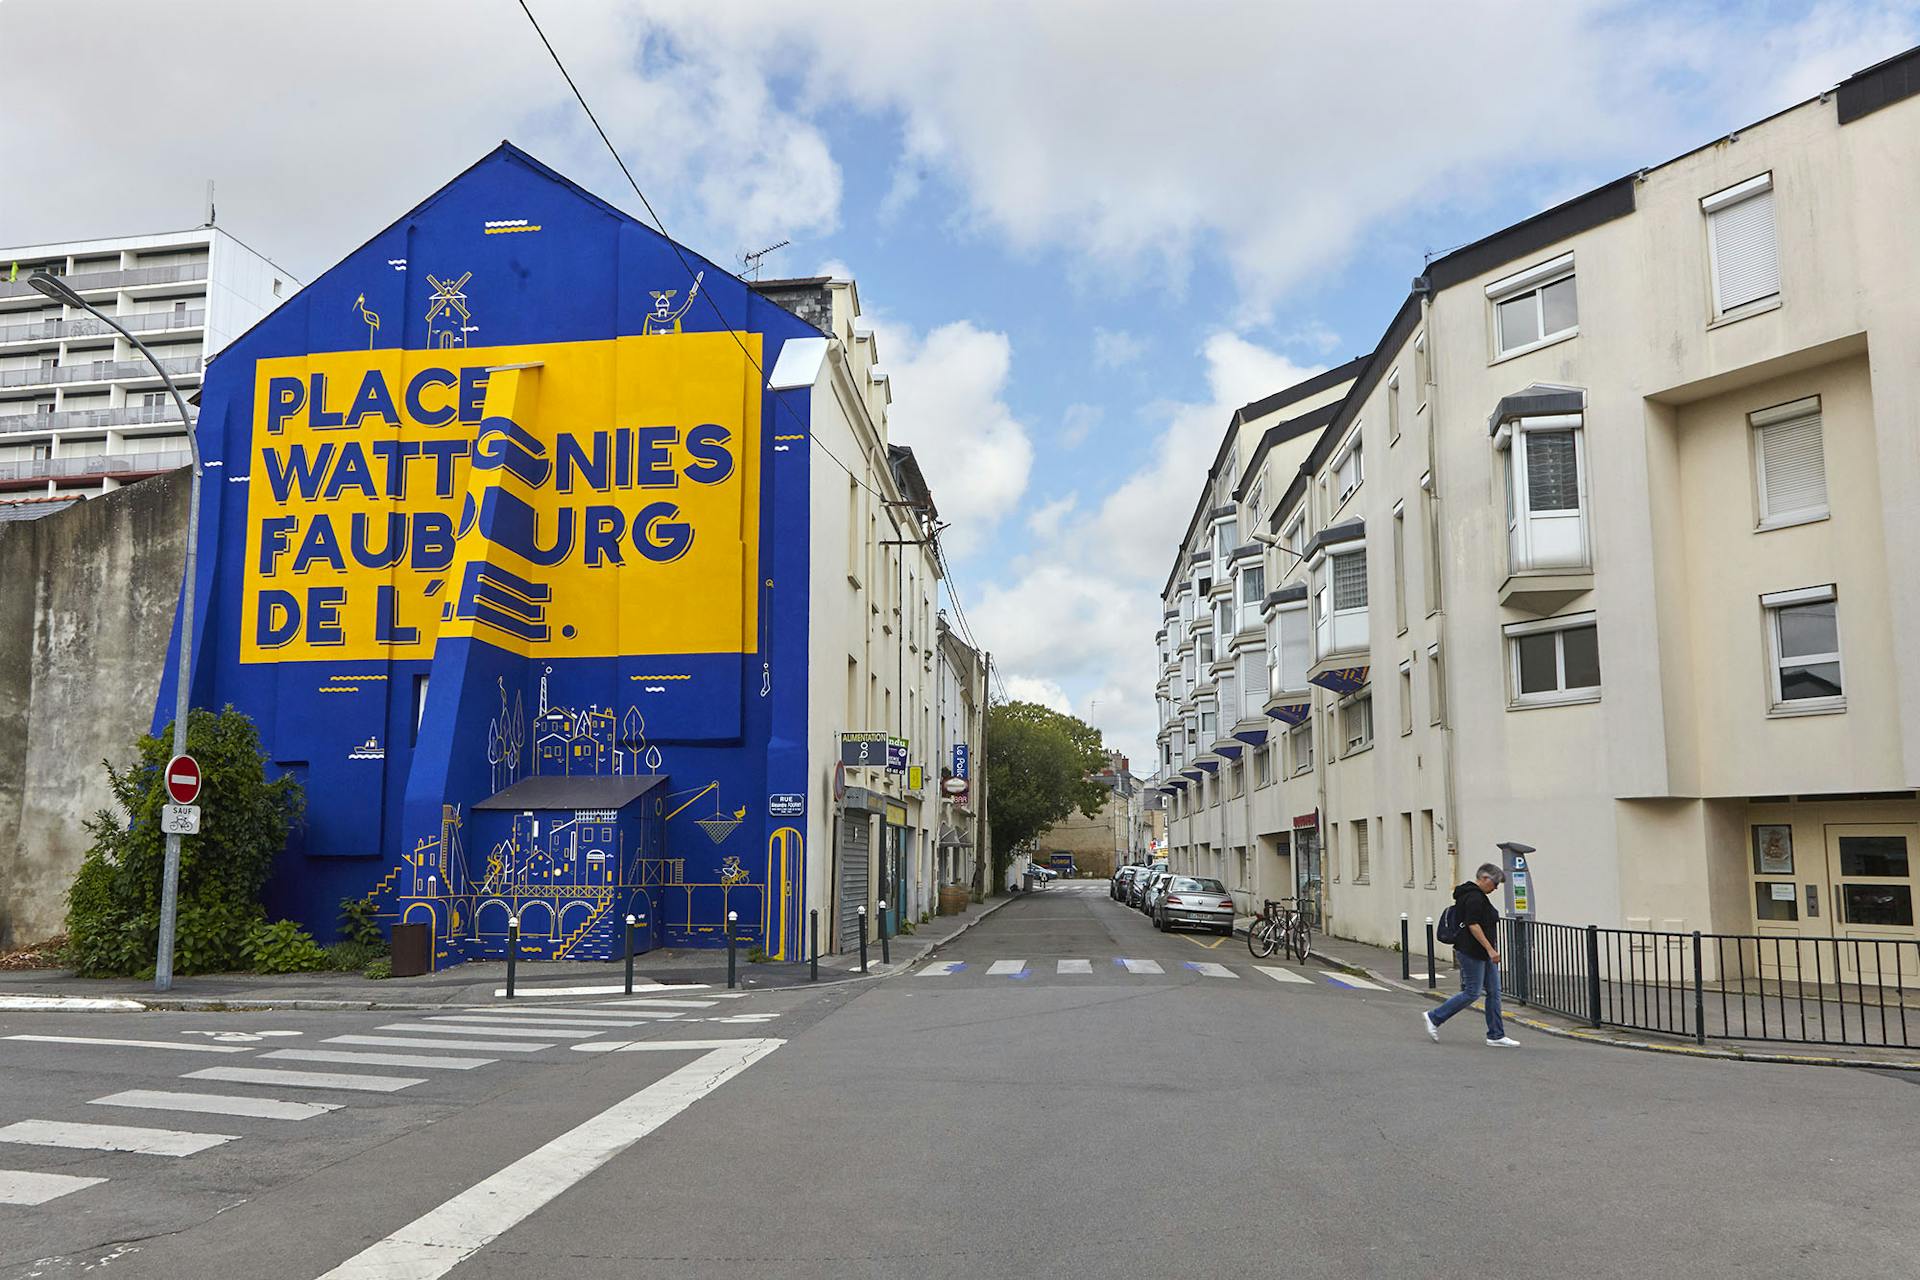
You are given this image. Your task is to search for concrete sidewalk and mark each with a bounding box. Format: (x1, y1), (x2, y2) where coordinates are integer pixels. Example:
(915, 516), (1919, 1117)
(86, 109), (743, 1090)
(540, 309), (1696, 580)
(0, 892), (1016, 1011)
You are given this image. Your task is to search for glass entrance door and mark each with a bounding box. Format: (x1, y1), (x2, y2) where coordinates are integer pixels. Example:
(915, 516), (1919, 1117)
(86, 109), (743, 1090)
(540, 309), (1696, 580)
(1824, 824), (1920, 983)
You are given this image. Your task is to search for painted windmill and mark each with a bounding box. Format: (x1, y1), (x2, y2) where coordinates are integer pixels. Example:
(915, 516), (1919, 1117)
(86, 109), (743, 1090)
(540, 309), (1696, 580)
(425, 272), (472, 349)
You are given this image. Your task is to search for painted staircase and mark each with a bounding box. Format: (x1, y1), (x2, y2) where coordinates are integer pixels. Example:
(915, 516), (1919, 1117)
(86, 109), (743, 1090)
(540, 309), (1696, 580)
(555, 891), (621, 960)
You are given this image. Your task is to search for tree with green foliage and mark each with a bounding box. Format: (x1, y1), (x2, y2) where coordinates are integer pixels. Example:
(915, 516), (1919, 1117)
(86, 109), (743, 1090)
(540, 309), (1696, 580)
(65, 705), (305, 977)
(983, 701), (1109, 886)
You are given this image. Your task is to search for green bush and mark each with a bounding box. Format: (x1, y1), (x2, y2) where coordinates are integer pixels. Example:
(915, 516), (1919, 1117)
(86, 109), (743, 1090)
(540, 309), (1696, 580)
(243, 919), (328, 974)
(363, 957), (393, 980)
(64, 706), (303, 977)
(337, 896), (384, 949)
(322, 940), (384, 972)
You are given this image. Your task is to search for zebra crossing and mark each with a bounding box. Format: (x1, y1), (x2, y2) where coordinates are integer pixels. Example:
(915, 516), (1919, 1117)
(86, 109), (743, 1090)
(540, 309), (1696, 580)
(914, 956), (1391, 991)
(0, 990), (767, 1210)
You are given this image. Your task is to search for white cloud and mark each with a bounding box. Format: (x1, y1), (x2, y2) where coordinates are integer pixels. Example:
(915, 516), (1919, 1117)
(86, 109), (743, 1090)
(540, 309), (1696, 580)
(1060, 403), (1102, 448)
(870, 319), (1035, 554)
(1092, 327), (1149, 369)
(1003, 675), (1073, 715)
(0, 2), (842, 280)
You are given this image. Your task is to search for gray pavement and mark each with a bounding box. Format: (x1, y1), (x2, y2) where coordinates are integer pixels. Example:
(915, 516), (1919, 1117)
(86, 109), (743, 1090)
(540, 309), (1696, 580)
(2, 881), (1915, 1278)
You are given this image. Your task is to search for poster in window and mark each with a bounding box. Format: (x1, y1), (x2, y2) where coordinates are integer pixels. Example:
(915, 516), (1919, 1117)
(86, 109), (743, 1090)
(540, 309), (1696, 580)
(1752, 825), (1794, 876)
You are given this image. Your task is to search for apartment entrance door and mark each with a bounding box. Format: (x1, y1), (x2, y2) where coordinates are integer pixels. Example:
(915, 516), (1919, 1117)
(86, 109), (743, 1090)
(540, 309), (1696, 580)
(1825, 823), (1920, 983)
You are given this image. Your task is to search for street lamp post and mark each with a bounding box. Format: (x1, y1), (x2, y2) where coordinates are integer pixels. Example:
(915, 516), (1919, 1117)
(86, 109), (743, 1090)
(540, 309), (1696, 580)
(31, 272), (202, 993)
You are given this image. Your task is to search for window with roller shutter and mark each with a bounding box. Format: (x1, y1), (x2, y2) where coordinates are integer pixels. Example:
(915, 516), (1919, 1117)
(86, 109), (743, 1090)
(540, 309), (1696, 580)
(1704, 173), (1780, 317)
(1751, 396), (1826, 528)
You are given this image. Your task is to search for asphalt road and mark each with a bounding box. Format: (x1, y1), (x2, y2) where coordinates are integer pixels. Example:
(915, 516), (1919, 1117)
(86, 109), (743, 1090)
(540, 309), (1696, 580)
(3, 882), (1916, 1278)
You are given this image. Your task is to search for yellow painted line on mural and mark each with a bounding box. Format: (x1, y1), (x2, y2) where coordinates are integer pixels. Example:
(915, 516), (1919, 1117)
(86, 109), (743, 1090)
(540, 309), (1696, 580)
(482, 224), (542, 235)
(773, 434), (806, 441)
(628, 675), (692, 681)
(317, 686), (362, 694)
(328, 674), (388, 681)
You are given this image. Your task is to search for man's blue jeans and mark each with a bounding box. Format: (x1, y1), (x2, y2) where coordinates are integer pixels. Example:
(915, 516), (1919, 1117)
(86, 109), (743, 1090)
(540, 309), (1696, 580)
(1430, 952), (1505, 1040)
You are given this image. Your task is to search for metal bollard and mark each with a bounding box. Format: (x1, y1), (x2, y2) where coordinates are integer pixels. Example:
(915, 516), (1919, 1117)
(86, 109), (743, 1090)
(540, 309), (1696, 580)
(878, 899), (891, 966)
(505, 915), (520, 999)
(1585, 924), (1603, 1028)
(1692, 930), (1706, 1045)
(857, 905), (869, 974)
(726, 911), (739, 989)
(1400, 913), (1411, 981)
(624, 914), (637, 995)
(810, 909), (819, 982)
(1424, 916), (1436, 989)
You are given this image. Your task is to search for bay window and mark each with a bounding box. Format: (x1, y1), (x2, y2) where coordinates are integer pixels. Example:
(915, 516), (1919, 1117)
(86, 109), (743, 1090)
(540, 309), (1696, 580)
(1313, 546), (1369, 659)
(1238, 648), (1265, 722)
(1500, 413), (1589, 573)
(1268, 603), (1310, 696)
(1198, 701), (1218, 743)
(1238, 565), (1265, 632)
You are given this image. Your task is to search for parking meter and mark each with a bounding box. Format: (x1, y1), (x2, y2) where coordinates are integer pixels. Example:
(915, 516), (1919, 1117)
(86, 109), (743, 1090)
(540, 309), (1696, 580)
(1497, 841), (1536, 1003)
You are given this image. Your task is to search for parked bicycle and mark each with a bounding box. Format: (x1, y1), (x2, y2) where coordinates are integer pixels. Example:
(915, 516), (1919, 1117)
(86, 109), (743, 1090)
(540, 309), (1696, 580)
(1247, 897), (1313, 963)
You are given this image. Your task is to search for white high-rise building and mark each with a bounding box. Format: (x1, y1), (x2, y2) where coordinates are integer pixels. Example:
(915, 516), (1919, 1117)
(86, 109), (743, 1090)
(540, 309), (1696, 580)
(0, 227), (297, 507)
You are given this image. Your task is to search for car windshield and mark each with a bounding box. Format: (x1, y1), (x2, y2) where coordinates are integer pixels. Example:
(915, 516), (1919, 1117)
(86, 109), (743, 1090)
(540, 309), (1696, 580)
(1171, 877), (1225, 893)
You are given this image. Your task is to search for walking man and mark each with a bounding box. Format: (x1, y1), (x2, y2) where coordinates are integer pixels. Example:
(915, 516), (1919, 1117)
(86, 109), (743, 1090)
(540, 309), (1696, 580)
(1423, 862), (1521, 1047)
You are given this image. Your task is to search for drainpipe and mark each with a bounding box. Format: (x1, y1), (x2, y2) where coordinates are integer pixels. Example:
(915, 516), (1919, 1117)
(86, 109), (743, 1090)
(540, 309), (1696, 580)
(1418, 284), (1463, 891)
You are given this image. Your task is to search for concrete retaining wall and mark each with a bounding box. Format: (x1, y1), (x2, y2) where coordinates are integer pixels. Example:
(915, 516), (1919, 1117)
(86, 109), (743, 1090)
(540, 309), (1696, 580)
(0, 471), (186, 948)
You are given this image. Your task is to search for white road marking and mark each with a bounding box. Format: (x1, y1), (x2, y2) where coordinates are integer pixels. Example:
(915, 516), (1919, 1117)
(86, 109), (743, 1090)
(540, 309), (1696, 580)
(1185, 961), (1238, 978)
(315, 1038), (781, 1280)
(490, 983), (710, 997)
(187, 1066), (423, 1093)
(918, 961), (965, 977)
(91, 1090), (338, 1121)
(1057, 959), (1093, 974)
(986, 959), (1027, 976)
(325, 1035), (550, 1054)
(378, 1022), (596, 1040)
(265, 1049), (494, 1071)
(593, 998), (716, 1009)
(464, 1004), (704, 1016)
(0, 1169), (107, 1205)
(1255, 965), (1312, 984)
(0, 1119), (236, 1157)
(3, 1034), (253, 1054)
(424, 1014), (658, 1029)
(1324, 973), (1387, 991)
(0, 995), (143, 1012)
(1117, 958), (1164, 975)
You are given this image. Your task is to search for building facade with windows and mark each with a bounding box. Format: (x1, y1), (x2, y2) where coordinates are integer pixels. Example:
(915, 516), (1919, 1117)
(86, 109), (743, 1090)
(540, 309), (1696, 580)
(0, 227), (296, 506)
(1152, 48), (1920, 965)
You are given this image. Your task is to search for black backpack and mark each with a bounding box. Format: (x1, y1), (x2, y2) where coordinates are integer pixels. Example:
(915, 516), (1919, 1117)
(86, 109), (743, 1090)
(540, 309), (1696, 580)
(1435, 903), (1464, 945)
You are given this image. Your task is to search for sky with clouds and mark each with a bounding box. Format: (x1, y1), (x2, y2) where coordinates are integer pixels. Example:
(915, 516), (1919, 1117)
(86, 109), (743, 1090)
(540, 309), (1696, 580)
(6, 0), (1915, 767)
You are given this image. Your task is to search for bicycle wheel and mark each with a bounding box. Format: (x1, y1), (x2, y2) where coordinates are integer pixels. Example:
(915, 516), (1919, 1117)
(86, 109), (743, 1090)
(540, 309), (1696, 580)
(1248, 918), (1279, 958)
(1290, 918), (1313, 964)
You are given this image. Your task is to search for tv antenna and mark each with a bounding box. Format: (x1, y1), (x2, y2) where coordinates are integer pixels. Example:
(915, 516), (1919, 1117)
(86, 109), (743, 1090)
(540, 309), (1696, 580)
(739, 239), (790, 280)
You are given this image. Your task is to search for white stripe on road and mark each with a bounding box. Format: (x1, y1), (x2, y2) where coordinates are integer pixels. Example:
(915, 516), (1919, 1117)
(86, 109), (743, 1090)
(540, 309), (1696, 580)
(1057, 959), (1093, 974)
(315, 1039), (781, 1280)
(265, 1049), (494, 1071)
(1185, 961), (1238, 978)
(0, 1169), (107, 1205)
(0, 1119), (236, 1157)
(0, 994), (144, 1012)
(91, 1090), (338, 1121)
(4, 1034), (251, 1054)
(378, 1022), (596, 1040)
(1116, 958), (1164, 975)
(187, 1066), (422, 1093)
(490, 983), (709, 997)
(593, 998), (717, 1009)
(424, 1014), (659, 1029)
(986, 959), (1027, 976)
(918, 961), (965, 977)
(1255, 965), (1312, 984)
(1324, 974), (1387, 991)
(326, 1035), (549, 1054)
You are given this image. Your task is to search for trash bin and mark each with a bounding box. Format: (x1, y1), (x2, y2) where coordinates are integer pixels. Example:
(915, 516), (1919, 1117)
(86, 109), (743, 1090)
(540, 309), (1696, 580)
(390, 923), (431, 977)
(1022, 872), (1035, 892)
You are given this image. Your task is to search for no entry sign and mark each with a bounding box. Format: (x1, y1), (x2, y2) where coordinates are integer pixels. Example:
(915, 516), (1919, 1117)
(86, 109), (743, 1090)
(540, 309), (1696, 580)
(165, 755), (201, 805)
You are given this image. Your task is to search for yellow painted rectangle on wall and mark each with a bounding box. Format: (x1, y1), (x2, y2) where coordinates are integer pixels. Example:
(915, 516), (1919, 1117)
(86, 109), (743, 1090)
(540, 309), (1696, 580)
(241, 333), (761, 663)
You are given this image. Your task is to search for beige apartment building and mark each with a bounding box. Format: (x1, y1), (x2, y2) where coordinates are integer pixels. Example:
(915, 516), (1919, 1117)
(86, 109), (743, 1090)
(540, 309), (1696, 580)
(1152, 47), (1920, 972)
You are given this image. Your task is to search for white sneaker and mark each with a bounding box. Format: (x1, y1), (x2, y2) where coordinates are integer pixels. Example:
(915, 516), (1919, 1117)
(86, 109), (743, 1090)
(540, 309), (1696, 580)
(1421, 1012), (1439, 1042)
(1485, 1035), (1520, 1047)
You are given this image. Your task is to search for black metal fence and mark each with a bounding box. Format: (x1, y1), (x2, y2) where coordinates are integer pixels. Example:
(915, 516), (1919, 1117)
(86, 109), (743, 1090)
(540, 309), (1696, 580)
(1496, 919), (1920, 1049)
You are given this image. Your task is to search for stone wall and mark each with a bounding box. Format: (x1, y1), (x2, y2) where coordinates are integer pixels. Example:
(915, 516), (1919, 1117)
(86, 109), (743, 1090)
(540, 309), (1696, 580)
(1035, 794), (1126, 879)
(0, 471), (187, 948)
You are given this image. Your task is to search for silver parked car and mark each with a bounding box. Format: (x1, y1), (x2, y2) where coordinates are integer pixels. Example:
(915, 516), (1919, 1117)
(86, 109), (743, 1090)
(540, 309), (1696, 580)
(1128, 863), (1168, 909)
(1154, 876), (1235, 935)
(1137, 870), (1173, 916)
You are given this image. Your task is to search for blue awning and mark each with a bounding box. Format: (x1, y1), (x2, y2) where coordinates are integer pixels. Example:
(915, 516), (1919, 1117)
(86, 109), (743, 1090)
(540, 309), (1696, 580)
(1309, 666), (1369, 695)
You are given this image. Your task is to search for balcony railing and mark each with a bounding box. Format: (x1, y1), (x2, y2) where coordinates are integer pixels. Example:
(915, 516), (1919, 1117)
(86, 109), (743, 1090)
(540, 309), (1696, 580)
(0, 261), (209, 302)
(0, 403), (194, 435)
(0, 450), (191, 484)
(0, 355), (203, 390)
(0, 309), (205, 346)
